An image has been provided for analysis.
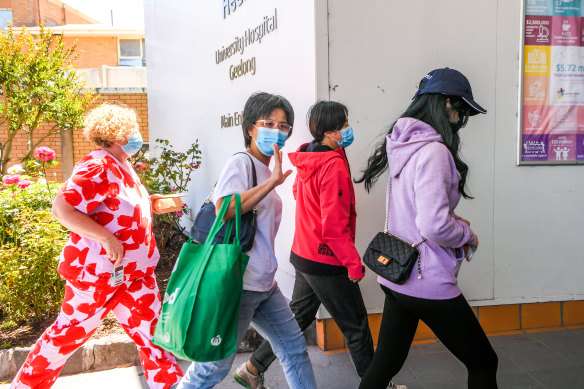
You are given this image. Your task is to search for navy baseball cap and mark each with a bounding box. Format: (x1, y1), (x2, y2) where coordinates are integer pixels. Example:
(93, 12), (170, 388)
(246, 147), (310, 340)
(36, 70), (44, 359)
(413, 67), (486, 115)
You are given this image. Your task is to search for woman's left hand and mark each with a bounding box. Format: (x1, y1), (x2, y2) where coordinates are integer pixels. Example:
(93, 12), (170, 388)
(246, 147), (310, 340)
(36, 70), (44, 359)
(100, 234), (125, 266)
(268, 144), (292, 188)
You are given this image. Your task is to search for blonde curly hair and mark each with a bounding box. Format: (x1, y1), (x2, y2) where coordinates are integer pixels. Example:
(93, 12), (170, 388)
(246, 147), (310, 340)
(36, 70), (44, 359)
(83, 103), (140, 148)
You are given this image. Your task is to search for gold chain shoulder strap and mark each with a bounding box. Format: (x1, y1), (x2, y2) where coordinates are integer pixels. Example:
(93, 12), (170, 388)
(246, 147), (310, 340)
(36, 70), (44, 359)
(385, 171), (426, 247)
(385, 169), (426, 280)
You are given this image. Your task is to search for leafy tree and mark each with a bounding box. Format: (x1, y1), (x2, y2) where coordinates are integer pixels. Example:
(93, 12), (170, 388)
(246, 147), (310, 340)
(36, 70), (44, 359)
(0, 23), (95, 175)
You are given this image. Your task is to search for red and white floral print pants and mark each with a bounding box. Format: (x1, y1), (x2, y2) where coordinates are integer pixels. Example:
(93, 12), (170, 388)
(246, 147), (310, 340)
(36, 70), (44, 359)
(11, 275), (183, 389)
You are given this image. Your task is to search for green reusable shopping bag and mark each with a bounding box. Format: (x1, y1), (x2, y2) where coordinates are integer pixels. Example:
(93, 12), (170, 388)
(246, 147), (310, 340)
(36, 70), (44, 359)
(153, 194), (249, 362)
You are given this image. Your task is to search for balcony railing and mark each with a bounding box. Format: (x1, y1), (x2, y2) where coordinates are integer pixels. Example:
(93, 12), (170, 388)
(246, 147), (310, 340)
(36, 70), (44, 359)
(77, 66), (147, 89)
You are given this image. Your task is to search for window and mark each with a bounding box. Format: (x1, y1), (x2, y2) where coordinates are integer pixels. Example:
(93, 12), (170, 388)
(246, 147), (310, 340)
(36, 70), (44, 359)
(0, 10), (13, 29)
(44, 19), (59, 27)
(118, 38), (146, 67)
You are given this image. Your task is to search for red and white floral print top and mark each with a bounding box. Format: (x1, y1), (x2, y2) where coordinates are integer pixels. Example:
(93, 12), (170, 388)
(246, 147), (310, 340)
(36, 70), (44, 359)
(58, 149), (159, 285)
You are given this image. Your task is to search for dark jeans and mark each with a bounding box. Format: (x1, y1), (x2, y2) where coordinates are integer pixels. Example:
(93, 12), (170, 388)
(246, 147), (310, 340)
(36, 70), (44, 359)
(359, 286), (499, 389)
(249, 269), (374, 377)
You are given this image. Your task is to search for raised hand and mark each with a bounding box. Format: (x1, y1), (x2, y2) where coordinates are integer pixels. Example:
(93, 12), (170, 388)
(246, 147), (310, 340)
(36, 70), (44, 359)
(269, 144), (292, 188)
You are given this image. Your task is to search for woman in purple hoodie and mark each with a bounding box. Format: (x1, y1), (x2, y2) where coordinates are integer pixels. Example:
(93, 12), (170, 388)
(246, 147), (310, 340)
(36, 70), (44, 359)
(355, 68), (498, 389)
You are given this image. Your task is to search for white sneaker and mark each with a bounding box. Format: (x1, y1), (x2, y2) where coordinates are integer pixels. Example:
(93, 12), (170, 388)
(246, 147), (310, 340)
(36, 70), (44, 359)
(388, 381), (408, 389)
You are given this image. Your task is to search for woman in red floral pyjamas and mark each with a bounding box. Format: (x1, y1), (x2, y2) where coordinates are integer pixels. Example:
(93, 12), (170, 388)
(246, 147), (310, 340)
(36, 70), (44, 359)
(11, 104), (183, 389)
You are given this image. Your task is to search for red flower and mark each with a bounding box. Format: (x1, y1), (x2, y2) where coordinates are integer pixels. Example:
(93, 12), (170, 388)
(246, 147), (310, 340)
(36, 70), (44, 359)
(2, 174), (21, 185)
(70, 232), (82, 244)
(91, 212), (114, 226)
(35, 146), (56, 162)
(52, 326), (87, 347)
(80, 181), (98, 202)
(61, 285), (76, 315)
(128, 279), (144, 293)
(61, 189), (83, 206)
(143, 276), (156, 290)
(62, 246), (90, 266)
(104, 197), (121, 211)
(17, 179), (32, 188)
(87, 201), (101, 213)
(124, 262), (137, 274)
(153, 367), (182, 387)
(85, 263), (97, 275)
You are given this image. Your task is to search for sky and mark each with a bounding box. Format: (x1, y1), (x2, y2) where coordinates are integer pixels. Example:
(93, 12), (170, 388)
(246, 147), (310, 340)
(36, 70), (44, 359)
(61, 0), (144, 28)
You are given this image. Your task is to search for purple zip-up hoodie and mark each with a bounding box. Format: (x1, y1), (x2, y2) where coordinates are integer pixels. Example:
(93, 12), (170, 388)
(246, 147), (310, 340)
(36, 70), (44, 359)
(378, 117), (477, 300)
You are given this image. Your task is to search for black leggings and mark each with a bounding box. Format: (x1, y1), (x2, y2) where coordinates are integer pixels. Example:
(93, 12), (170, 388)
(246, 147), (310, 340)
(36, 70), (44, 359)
(359, 286), (498, 389)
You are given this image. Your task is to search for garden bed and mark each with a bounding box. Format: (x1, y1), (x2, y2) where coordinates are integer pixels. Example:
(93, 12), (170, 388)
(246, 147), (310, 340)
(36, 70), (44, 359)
(0, 228), (187, 350)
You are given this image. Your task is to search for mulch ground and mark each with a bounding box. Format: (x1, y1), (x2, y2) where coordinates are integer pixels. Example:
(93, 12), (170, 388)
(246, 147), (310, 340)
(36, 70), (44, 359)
(0, 226), (187, 350)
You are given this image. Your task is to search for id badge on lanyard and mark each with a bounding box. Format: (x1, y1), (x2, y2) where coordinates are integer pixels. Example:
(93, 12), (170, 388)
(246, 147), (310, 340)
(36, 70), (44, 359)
(112, 265), (124, 286)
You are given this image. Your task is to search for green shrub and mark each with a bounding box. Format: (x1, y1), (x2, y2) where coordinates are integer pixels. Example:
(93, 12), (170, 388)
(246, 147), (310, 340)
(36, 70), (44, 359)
(1, 151), (67, 326)
(132, 138), (202, 249)
(0, 176), (67, 325)
(0, 208), (67, 325)
(0, 180), (60, 246)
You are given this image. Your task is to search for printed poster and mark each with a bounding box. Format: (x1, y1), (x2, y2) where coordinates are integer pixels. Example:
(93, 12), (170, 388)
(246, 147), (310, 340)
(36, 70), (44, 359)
(521, 0), (584, 163)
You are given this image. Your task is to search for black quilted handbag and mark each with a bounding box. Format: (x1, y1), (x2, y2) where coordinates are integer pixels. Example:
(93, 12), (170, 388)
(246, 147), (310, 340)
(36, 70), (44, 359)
(190, 153), (257, 252)
(363, 175), (425, 284)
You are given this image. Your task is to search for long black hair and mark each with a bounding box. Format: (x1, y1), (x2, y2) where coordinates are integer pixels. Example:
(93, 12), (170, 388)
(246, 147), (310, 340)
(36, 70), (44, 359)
(354, 92), (473, 199)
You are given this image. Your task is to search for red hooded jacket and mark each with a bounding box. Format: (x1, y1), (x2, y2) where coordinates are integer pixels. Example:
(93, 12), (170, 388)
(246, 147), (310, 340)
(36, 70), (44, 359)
(288, 144), (365, 279)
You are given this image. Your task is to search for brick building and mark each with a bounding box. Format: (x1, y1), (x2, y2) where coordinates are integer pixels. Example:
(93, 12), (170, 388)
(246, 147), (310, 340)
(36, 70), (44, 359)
(1, 0), (148, 181)
(0, 0), (97, 27)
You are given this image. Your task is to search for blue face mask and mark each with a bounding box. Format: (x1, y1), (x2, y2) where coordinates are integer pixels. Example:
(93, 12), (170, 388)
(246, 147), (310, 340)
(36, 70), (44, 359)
(254, 127), (287, 156)
(120, 133), (143, 156)
(337, 126), (354, 148)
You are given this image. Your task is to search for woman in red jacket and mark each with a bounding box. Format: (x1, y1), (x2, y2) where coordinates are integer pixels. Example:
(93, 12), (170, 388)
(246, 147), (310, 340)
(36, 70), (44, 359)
(233, 101), (405, 389)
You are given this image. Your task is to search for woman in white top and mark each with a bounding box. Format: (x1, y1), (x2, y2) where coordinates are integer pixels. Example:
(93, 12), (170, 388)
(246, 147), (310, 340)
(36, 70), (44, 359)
(177, 92), (316, 389)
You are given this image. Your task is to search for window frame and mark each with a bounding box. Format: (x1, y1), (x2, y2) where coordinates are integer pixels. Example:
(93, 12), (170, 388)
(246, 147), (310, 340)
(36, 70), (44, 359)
(117, 37), (146, 67)
(0, 9), (13, 29)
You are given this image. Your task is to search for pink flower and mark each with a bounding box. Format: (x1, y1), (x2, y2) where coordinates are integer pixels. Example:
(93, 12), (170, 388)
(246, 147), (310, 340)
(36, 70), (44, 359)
(176, 211), (183, 217)
(17, 179), (32, 189)
(171, 188), (177, 192)
(2, 174), (21, 185)
(135, 162), (147, 171)
(35, 146), (56, 162)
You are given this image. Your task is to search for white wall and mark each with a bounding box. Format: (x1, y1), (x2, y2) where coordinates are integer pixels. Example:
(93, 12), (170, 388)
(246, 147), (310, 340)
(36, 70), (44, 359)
(144, 0), (584, 315)
(326, 0), (584, 309)
(143, 0), (318, 296)
(492, 0), (584, 303)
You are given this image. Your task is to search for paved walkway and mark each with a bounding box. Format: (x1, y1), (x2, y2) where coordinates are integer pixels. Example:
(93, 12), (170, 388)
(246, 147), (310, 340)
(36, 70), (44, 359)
(2, 328), (584, 388)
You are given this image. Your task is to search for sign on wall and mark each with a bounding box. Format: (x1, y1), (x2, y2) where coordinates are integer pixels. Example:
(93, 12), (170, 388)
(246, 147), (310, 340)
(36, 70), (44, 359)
(520, 0), (584, 164)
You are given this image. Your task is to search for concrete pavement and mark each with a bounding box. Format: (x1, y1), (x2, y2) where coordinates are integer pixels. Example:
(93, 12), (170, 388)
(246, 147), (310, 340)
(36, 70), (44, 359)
(2, 328), (584, 388)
